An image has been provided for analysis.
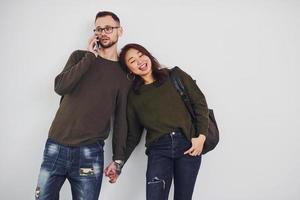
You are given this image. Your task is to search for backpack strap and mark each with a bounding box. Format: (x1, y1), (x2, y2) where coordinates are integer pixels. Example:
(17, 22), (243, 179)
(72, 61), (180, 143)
(169, 67), (197, 124)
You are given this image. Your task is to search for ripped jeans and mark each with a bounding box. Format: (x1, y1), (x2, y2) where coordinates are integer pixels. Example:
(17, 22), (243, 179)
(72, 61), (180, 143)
(35, 138), (104, 200)
(146, 131), (202, 200)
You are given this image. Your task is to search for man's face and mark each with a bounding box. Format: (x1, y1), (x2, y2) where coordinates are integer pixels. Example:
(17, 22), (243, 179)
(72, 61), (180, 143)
(94, 16), (122, 49)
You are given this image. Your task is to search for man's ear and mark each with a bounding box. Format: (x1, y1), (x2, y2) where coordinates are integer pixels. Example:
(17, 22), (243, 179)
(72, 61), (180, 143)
(118, 26), (123, 37)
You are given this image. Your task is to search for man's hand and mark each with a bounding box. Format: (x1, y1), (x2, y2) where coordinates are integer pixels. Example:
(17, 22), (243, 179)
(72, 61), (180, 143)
(104, 161), (119, 183)
(87, 35), (99, 57)
(184, 134), (206, 156)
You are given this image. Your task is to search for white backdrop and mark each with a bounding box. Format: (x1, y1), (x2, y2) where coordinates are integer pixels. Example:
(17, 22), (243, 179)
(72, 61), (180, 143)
(0, 0), (299, 199)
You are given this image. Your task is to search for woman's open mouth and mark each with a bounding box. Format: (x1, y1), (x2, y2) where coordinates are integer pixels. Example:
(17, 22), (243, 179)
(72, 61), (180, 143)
(139, 63), (148, 71)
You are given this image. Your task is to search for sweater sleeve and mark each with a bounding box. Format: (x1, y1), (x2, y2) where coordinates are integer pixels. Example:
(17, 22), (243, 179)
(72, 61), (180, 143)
(112, 82), (131, 161)
(54, 50), (96, 95)
(124, 97), (144, 164)
(177, 67), (209, 137)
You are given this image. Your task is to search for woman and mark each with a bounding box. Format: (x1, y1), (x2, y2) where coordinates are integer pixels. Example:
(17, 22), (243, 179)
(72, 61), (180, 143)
(119, 43), (209, 200)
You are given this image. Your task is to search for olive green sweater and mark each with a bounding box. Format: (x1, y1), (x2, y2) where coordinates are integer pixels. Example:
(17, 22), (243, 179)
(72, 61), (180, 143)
(48, 50), (130, 160)
(119, 67), (208, 162)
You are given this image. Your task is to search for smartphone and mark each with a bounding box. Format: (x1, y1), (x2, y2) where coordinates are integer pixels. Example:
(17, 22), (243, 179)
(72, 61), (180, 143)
(94, 37), (100, 50)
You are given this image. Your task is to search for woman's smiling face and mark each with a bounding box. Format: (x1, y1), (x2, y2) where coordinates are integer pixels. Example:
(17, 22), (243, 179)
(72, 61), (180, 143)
(125, 48), (152, 77)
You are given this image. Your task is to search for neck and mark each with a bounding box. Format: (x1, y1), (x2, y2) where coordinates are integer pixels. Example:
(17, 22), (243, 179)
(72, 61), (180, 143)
(98, 46), (118, 61)
(142, 72), (155, 85)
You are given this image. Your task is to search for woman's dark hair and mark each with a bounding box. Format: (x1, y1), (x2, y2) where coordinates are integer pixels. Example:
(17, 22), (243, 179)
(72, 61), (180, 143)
(119, 43), (168, 93)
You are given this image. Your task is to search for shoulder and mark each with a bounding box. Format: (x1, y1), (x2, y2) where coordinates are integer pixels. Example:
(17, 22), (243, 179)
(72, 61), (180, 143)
(172, 67), (199, 89)
(171, 66), (193, 80)
(69, 50), (93, 60)
(173, 66), (188, 75)
(70, 49), (89, 56)
(159, 67), (171, 76)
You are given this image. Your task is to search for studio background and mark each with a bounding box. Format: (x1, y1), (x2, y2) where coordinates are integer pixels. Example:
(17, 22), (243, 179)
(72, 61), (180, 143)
(0, 0), (299, 199)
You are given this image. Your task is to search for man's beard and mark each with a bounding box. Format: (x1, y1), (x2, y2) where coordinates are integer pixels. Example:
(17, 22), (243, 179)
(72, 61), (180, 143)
(99, 38), (118, 49)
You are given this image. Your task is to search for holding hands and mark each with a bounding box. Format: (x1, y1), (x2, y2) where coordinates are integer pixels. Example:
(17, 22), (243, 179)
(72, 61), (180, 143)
(104, 161), (123, 183)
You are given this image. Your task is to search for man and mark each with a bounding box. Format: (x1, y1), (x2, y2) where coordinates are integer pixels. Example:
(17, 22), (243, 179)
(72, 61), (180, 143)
(35, 11), (130, 200)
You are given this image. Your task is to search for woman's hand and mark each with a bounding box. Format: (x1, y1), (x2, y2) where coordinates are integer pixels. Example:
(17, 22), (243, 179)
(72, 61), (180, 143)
(184, 134), (206, 156)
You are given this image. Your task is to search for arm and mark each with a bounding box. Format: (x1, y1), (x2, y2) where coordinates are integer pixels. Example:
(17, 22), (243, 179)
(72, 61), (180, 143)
(112, 95), (144, 163)
(176, 67), (209, 156)
(112, 84), (130, 161)
(124, 100), (144, 163)
(54, 50), (96, 95)
(177, 67), (209, 137)
(105, 98), (143, 183)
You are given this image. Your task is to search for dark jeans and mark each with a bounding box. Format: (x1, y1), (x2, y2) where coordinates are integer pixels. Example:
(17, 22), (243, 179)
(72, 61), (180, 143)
(146, 131), (202, 200)
(35, 138), (104, 200)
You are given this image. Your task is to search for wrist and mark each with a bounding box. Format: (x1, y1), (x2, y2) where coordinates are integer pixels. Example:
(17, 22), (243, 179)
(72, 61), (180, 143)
(198, 134), (206, 141)
(114, 160), (124, 166)
(114, 160), (124, 175)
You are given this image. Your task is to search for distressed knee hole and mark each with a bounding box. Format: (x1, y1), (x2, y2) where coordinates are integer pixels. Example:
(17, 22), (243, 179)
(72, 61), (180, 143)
(36, 169), (50, 199)
(147, 177), (166, 190)
(35, 187), (41, 199)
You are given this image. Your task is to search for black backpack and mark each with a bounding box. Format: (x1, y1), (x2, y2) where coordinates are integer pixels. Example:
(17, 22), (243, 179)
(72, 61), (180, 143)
(170, 67), (219, 154)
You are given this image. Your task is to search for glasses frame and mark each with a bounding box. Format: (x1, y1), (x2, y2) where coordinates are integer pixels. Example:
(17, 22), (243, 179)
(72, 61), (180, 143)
(93, 26), (120, 34)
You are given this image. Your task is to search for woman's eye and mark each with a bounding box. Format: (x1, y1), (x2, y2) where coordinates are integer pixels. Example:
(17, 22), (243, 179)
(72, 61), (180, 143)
(130, 60), (136, 64)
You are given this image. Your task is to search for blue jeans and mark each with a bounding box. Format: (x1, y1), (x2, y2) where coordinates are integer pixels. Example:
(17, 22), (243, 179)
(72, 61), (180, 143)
(146, 131), (202, 200)
(35, 138), (104, 200)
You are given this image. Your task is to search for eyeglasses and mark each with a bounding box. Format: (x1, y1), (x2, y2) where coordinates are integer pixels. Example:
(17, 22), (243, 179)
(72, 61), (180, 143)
(93, 26), (119, 34)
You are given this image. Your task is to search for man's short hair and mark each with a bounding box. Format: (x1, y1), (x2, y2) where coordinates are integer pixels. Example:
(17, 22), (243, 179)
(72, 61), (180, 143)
(95, 11), (120, 24)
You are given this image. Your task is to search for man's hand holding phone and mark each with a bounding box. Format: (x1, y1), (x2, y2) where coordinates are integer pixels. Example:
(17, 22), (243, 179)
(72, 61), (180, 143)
(88, 35), (100, 57)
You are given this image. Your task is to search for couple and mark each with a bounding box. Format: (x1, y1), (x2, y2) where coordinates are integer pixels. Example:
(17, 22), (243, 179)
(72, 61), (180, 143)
(35, 11), (209, 200)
